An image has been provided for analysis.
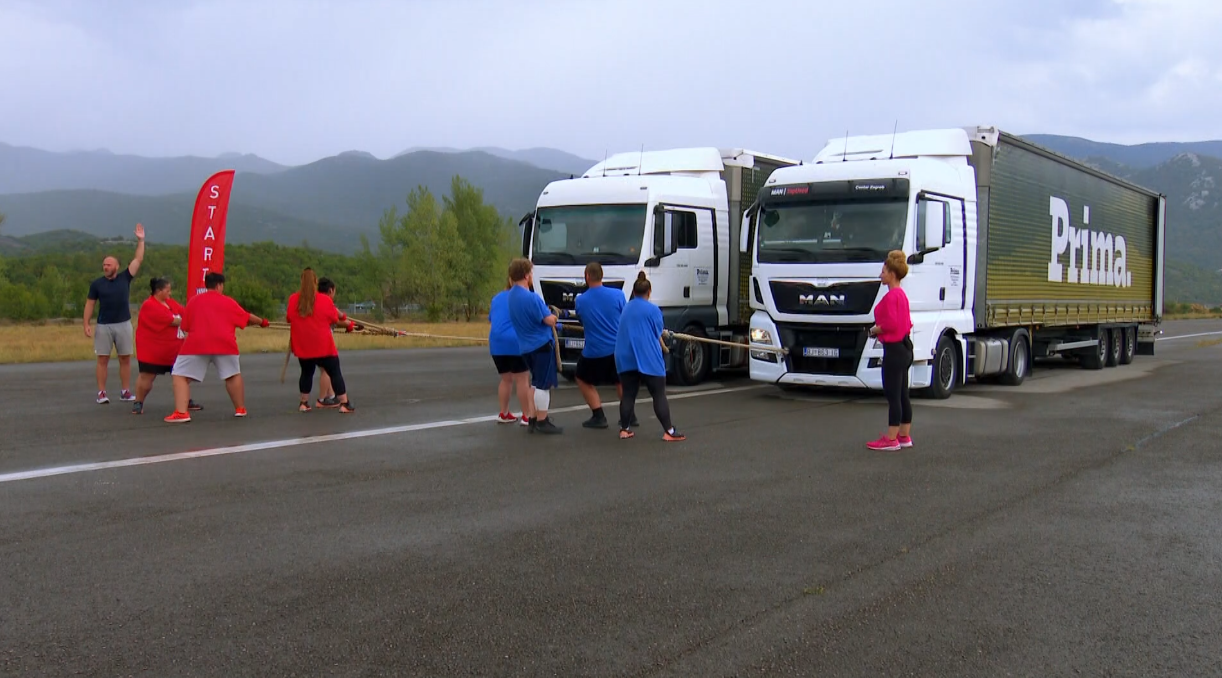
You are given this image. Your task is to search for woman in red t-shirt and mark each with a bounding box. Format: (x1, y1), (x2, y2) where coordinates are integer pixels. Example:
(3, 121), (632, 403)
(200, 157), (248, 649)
(133, 277), (200, 415)
(287, 268), (357, 413)
(866, 251), (915, 451)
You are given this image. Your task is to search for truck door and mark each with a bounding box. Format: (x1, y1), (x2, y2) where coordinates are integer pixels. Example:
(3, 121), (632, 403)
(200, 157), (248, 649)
(687, 209), (715, 307)
(906, 196), (958, 357)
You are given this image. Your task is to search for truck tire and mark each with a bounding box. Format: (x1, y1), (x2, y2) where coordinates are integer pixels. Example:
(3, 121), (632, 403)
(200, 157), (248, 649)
(1105, 328), (1122, 367)
(999, 333), (1030, 386)
(1119, 326), (1136, 365)
(671, 324), (711, 386)
(1080, 330), (1106, 370)
(923, 335), (958, 400)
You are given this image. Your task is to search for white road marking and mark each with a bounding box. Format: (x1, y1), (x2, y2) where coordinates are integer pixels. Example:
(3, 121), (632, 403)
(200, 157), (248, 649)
(1157, 330), (1222, 342)
(0, 385), (765, 485)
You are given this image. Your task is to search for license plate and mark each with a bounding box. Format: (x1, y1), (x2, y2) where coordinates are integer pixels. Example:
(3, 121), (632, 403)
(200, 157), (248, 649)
(802, 347), (839, 358)
(565, 339), (585, 350)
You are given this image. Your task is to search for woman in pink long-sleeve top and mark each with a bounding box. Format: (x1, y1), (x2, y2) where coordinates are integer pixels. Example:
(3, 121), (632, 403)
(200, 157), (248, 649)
(866, 250), (914, 451)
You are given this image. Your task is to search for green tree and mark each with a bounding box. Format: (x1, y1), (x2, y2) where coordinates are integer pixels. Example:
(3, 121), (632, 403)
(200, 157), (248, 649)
(363, 206), (414, 318)
(0, 283), (50, 321)
(443, 176), (513, 320)
(37, 265), (75, 318)
(402, 187), (467, 321)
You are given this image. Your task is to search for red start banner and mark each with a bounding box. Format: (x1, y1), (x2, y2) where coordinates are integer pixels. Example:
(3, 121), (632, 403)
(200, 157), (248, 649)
(187, 170), (236, 300)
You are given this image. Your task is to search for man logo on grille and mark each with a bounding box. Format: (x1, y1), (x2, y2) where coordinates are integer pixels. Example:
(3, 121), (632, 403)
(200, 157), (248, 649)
(799, 293), (845, 306)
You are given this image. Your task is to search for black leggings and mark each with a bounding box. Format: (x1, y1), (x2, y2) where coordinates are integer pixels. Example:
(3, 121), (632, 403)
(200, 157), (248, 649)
(619, 371), (673, 431)
(882, 339), (913, 427)
(299, 356), (346, 397)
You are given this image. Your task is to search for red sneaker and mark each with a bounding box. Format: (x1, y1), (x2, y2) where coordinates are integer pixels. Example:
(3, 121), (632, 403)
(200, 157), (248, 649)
(234, 408), (248, 418)
(497, 412), (517, 424)
(164, 411), (191, 424)
(518, 415), (530, 427)
(898, 435), (913, 448)
(866, 436), (901, 451)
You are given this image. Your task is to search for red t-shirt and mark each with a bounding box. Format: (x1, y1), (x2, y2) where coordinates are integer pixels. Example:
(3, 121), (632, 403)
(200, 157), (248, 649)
(136, 297), (186, 366)
(873, 286), (913, 343)
(287, 291), (341, 359)
(180, 291), (252, 356)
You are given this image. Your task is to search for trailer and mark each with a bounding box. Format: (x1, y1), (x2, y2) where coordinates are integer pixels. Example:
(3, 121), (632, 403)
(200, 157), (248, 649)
(744, 125), (1165, 398)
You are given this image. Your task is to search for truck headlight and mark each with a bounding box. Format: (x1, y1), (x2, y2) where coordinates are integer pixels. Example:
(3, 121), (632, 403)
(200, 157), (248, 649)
(750, 328), (773, 344)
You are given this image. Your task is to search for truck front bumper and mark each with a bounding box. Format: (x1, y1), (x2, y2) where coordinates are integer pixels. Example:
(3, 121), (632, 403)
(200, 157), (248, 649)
(747, 312), (889, 390)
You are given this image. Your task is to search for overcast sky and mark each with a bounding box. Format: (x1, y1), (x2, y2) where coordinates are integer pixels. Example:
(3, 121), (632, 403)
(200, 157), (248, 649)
(1, 0), (1219, 166)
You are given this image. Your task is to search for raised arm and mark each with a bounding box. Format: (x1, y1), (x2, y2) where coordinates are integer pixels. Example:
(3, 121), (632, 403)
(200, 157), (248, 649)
(128, 223), (146, 277)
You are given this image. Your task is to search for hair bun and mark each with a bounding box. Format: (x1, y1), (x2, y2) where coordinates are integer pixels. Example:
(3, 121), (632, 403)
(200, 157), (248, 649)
(636, 271), (648, 281)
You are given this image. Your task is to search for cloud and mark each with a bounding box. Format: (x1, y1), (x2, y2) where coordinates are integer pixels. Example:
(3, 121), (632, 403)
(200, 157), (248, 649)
(0, 0), (1217, 165)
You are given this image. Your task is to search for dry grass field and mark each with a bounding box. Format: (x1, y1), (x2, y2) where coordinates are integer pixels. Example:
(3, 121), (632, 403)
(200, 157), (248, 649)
(0, 319), (490, 364)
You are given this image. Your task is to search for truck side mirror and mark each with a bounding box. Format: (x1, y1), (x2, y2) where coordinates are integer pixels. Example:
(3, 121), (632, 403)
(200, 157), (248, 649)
(652, 207), (677, 259)
(518, 213), (533, 258)
(917, 198), (946, 257)
(740, 203), (758, 254)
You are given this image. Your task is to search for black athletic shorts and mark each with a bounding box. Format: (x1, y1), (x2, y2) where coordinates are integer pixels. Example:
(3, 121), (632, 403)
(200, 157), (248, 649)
(138, 361), (173, 375)
(492, 354), (529, 375)
(575, 354), (620, 386)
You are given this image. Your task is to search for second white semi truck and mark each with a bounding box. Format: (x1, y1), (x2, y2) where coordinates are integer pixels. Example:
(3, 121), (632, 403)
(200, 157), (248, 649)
(744, 125), (1166, 398)
(519, 147), (799, 384)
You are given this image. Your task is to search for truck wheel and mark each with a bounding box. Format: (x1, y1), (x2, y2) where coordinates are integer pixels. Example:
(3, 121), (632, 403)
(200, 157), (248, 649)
(672, 324), (710, 386)
(1105, 328), (1122, 367)
(923, 335), (958, 400)
(999, 333), (1029, 386)
(1080, 331), (1106, 370)
(1119, 326), (1136, 365)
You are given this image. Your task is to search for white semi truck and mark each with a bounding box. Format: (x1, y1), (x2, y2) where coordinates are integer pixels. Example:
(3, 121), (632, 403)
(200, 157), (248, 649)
(744, 125), (1166, 398)
(519, 148), (798, 384)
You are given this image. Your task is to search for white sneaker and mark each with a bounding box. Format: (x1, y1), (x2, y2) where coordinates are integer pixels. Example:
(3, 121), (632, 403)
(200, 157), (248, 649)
(119, 389), (136, 402)
(96, 390), (109, 404)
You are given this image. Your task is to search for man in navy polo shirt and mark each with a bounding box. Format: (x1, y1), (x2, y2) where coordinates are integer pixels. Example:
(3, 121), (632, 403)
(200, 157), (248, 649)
(506, 257), (563, 435)
(83, 223), (145, 404)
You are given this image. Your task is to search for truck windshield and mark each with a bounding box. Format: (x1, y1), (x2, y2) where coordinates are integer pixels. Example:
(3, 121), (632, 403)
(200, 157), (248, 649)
(531, 204), (647, 266)
(756, 199), (908, 264)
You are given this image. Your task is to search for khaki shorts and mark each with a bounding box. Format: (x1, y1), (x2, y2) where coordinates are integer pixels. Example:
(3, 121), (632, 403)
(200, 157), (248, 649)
(94, 321), (134, 356)
(172, 354), (241, 382)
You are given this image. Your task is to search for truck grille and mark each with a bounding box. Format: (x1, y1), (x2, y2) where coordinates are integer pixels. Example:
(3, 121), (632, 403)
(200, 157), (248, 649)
(540, 280), (625, 311)
(770, 280), (881, 316)
(777, 323), (869, 376)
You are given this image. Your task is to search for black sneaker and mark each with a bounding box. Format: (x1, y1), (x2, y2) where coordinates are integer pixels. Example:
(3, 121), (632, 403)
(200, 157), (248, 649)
(534, 417), (563, 435)
(187, 399), (204, 412)
(131, 401), (143, 415)
(582, 412), (609, 429)
(526, 417), (536, 433)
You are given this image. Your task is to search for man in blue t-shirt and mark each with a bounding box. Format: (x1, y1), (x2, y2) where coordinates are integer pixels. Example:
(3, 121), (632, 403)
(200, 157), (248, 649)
(83, 223), (146, 404)
(564, 262), (634, 429)
(506, 258), (563, 434)
(488, 280), (531, 426)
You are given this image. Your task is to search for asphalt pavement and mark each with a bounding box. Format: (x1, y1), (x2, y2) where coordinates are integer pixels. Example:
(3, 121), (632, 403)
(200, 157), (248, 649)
(2, 320), (1221, 677)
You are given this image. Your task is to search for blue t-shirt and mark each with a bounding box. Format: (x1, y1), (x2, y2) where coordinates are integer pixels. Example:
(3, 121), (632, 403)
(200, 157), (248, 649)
(574, 285), (625, 359)
(507, 285), (553, 354)
(615, 297), (666, 377)
(87, 269), (135, 324)
(487, 290), (520, 356)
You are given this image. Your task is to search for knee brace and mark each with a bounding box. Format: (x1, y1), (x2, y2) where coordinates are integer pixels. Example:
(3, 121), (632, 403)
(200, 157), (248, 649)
(534, 388), (550, 412)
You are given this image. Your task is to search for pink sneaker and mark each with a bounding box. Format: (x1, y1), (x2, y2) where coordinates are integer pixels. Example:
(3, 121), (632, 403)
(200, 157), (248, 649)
(898, 435), (913, 448)
(866, 436), (901, 451)
(496, 412), (517, 424)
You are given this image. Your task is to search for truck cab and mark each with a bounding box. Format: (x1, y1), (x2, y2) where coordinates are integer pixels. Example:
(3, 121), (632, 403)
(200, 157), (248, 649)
(521, 147), (798, 384)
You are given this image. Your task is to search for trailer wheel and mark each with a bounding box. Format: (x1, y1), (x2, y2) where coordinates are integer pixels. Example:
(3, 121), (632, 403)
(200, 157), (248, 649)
(923, 335), (958, 400)
(1080, 330), (1106, 370)
(999, 333), (1030, 386)
(1119, 326), (1136, 365)
(1105, 328), (1122, 367)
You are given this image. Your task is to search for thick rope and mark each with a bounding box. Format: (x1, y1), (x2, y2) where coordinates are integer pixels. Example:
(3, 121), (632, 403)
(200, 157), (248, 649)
(669, 331), (788, 356)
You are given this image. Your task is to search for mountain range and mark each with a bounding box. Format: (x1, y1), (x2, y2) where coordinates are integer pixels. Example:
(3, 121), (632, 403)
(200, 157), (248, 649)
(0, 134), (1219, 301)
